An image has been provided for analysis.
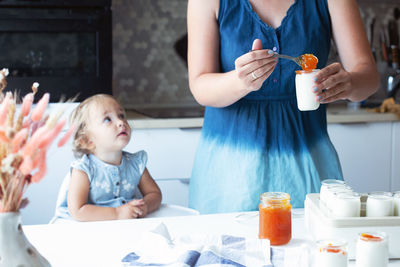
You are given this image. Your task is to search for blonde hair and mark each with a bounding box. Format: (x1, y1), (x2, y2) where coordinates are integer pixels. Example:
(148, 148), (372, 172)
(69, 94), (118, 158)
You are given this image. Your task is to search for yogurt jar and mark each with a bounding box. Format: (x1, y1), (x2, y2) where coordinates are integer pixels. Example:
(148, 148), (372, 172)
(393, 191), (400, 216)
(366, 192), (393, 217)
(356, 232), (388, 267)
(320, 179), (346, 206)
(314, 239), (348, 267)
(325, 185), (353, 212)
(295, 69), (320, 111)
(331, 191), (361, 217)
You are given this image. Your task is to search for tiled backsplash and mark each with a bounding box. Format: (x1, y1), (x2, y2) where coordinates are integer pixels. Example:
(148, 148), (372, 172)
(112, 0), (400, 110)
(112, 0), (194, 110)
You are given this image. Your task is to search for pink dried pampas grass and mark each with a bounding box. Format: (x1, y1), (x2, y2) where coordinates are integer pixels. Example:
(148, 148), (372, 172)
(0, 68), (72, 212)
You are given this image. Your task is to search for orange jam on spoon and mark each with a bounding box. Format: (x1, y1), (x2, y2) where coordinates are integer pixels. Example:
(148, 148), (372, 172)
(300, 54), (318, 71)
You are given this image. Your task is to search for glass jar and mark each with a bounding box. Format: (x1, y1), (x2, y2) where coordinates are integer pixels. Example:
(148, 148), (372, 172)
(295, 69), (320, 111)
(356, 232), (388, 267)
(325, 185), (353, 212)
(366, 192), (393, 217)
(320, 179), (346, 206)
(331, 191), (361, 217)
(314, 239), (348, 267)
(258, 192), (291, 245)
(393, 191), (400, 216)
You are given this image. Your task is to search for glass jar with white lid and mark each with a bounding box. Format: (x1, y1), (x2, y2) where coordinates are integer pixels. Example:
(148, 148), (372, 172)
(325, 185), (353, 212)
(366, 192), (393, 217)
(314, 239), (348, 267)
(331, 191), (361, 217)
(320, 179), (346, 207)
(393, 191), (400, 216)
(356, 232), (388, 267)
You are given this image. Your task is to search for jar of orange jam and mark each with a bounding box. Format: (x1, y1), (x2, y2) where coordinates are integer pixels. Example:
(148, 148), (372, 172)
(259, 192), (292, 245)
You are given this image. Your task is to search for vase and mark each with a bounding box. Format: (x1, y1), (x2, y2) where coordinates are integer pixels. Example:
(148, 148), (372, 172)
(0, 212), (51, 267)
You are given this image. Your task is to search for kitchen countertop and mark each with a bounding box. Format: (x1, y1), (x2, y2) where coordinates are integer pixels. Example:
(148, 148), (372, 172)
(127, 104), (400, 129)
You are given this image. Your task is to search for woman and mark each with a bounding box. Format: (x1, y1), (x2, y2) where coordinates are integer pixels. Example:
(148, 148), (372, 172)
(187, 0), (379, 213)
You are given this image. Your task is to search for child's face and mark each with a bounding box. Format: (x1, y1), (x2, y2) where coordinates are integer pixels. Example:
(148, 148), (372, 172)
(85, 97), (131, 154)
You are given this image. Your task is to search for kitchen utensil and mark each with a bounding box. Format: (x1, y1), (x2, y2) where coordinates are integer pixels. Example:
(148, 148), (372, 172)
(272, 52), (303, 68)
(380, 28), (389, 62)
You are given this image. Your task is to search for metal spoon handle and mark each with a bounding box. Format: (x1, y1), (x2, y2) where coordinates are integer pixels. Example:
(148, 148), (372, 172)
(274, 53), (302, 67)
(274, 54), (297, 61)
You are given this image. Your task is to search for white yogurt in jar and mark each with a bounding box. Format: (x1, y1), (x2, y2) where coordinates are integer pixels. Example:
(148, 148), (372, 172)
(314, 239), (348, 267)
(295, 69), (320, 111)
(393, 191), (400, 216)
(320, 179), (346, 207)
(331, 191), (361, 217)
(366, 192), (393, 217)
(325, 185), (353, 213)
(356, 232), (388, 267)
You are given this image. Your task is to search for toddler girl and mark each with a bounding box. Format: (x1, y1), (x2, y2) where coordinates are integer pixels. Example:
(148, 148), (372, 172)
(54, 94), (162, 221)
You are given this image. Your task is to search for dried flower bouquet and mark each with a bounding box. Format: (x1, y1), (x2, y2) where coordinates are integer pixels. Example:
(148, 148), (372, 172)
(0, 68), (74, 212)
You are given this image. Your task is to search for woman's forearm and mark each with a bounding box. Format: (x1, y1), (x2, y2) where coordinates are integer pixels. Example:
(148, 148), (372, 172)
(190, 70), (251, 107)
(348, 63), (380, 102)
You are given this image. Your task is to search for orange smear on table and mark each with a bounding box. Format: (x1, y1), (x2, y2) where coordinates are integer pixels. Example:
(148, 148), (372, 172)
(300, 54), (318, 71)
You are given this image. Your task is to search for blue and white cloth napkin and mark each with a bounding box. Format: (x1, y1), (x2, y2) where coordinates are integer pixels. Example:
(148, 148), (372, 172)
(121, 223), (310, 267)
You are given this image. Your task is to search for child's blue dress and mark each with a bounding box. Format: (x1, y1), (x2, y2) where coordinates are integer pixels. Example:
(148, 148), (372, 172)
(189, 0), (343, 213)
(54, 151), (146, 220)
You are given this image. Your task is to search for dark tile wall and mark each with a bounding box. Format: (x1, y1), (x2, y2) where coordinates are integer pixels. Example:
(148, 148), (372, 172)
(112, 0), (400, 109)
(112, 0), (193, 110)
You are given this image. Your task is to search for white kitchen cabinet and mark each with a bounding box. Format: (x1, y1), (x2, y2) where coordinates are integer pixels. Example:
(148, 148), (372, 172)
(156, 179), (190, 207)
(327, 122), (393, 193)
(125, 127), (201, 208)
(125, 128), (201, 180)
(392, 122), (400, 191)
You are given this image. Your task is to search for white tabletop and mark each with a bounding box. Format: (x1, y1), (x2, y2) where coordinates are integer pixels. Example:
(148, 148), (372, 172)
(23, 210), (400, 267)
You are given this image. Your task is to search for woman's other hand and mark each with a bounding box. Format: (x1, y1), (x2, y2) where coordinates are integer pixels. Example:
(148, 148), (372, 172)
(314, 62), (352, 103)
(234, 39), (278, 92)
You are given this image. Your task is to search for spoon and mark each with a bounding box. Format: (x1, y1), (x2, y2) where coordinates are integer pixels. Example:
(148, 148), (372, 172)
(269, 51), (318, 71)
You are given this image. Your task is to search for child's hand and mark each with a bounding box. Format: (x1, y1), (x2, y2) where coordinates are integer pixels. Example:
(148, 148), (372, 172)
(129, 199), (148, 218)
(116, 200), (144, 219)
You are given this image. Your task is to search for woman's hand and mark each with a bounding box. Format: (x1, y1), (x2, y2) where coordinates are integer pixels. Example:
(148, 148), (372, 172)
(234, 39), (277, 92)
(313, 62), (353, 104)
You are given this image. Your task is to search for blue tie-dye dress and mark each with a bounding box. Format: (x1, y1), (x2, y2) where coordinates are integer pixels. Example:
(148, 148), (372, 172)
(188, 0), (343, 213)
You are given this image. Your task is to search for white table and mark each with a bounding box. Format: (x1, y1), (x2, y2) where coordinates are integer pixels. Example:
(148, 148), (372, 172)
(23, 210), (400, 267)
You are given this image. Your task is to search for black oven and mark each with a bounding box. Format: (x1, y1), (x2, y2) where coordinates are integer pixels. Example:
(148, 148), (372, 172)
(0, 0), (111, 102)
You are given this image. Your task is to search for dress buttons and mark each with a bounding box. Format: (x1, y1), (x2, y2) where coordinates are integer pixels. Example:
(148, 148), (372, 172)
(116, 182), (120, 186)
(273, 78), (278, 83)
(122, 200), (126, 204)
(114, 196), (117, 199)
(273, 47), (277, 52)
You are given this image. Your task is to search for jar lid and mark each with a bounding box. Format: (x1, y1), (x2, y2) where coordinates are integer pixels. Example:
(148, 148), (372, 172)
(295, 69), (319, 74)
(367, 191), (393, 199)
(260, 192), (290, 204)
(321, 179), (346, 186)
